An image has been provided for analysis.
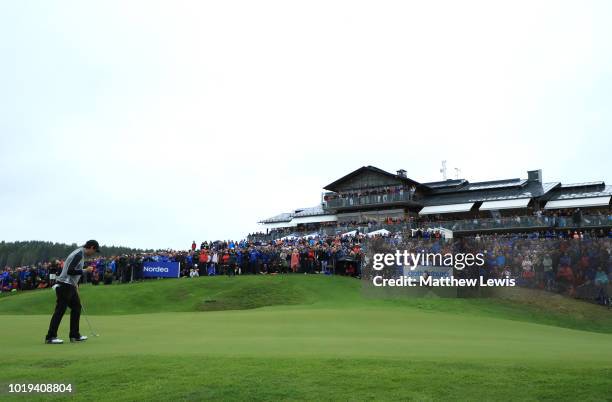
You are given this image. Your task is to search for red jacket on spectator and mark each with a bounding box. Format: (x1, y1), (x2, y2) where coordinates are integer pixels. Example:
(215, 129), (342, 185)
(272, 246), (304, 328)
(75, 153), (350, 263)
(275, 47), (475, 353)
(199, 251), (208, 264)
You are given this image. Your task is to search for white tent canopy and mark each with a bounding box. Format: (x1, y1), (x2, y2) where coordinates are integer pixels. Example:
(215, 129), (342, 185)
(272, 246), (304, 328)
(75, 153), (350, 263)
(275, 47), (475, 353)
(419, 203), (474, 215)
(290, 215), (337, 225)
(302, 232), (320, 239)
(366, 229), (390, 237)
(480, 198), (531, 211)
(544, 196), (611, 209)
(260, 221), (295, 230)
(341, 230), (357, 237)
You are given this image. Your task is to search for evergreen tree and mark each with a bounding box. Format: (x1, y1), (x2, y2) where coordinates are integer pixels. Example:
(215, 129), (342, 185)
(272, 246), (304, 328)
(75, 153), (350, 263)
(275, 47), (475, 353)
(0, 241), (153, 267)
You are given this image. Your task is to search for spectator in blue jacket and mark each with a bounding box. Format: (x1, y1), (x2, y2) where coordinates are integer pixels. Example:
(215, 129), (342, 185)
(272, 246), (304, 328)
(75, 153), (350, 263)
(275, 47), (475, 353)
(248, 249), (259, 274)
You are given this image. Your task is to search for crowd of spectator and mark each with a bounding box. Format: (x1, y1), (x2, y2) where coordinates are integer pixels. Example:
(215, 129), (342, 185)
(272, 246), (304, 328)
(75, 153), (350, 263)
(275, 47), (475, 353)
(250, 208), (612, 242)
(0, 255), (147, 292)
(179, 237), (364, 277)
(2, 223), (611, 307)
(323, 185), (417, 203)
(473, 234), (611, 304)
(1, 236), (366, 293)
(0, 260), (61, 292)
(368, 231), (611, 305)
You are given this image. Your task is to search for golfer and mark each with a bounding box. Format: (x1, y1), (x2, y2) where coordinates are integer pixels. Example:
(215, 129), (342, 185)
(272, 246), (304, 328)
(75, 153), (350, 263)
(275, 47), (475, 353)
(45, 240), (100, 344)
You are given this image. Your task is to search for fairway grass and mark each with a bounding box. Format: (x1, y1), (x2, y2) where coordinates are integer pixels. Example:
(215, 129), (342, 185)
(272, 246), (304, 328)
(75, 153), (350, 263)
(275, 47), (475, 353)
(2, 276), (612, 401)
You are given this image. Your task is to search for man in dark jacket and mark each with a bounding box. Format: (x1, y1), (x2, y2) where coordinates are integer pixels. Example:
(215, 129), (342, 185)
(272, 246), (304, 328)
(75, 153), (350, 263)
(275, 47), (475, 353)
(45, 240), (100, 344)
(227, 251), (236, 276)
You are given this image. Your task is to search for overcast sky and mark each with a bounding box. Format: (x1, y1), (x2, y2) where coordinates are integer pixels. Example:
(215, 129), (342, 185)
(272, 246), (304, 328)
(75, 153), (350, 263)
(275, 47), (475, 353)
(1, 0), (611, 250)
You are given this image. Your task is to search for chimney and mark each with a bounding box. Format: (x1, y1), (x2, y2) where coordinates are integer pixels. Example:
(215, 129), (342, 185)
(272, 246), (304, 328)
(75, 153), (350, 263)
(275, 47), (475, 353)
(527, 169), (542, 183)
(397, 169), (407, 178)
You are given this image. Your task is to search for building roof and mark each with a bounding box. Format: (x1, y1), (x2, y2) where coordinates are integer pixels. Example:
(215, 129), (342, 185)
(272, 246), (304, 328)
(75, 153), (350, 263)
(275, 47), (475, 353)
(293, 205), (326, 217)
(560, 181), (605, 188)
(259, 212), (294, 224)
(259, 205), (328, 224)
(323, 165), (420, 192)
(462, 178), (527, 191)
(422, 179), (468, 189)
(426, 178), (529, 195)
(423, 181), (560, 206)
(547, 184), (612, 201)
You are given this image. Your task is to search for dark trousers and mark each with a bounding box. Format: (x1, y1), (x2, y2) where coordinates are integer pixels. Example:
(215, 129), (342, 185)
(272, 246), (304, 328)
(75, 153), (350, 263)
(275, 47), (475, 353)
(46, 283), (81, 339)
(121, 266), (131, 283)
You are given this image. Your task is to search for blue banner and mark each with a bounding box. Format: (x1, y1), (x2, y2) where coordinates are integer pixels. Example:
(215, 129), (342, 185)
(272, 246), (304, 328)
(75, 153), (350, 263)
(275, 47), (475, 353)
(143, 261), (180, 278)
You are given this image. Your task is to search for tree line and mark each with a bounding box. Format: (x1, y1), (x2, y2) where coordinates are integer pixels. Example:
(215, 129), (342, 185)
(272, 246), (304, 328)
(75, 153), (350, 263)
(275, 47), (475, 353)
(0, 241), (152, 268)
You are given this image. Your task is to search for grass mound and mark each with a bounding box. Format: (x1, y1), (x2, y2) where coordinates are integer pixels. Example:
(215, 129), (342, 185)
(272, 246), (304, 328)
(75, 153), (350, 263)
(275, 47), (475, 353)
(1, 275), (611, 333)
(0, 275), (321, 315)
(196, 277), (310, 311)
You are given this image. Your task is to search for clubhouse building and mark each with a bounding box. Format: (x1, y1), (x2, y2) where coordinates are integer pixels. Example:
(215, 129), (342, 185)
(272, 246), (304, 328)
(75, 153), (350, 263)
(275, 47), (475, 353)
(258, 166), (612, 236)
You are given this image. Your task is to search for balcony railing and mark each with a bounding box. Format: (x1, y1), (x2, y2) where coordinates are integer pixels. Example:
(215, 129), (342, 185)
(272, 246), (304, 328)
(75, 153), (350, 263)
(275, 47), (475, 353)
(249, 214), (612, 242)
(423, 214), (612, 232)
(325, 192), (415, 209)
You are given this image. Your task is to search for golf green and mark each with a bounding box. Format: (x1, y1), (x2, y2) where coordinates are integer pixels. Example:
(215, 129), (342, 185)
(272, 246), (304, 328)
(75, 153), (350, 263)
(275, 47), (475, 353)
(1, 275), (611, 401)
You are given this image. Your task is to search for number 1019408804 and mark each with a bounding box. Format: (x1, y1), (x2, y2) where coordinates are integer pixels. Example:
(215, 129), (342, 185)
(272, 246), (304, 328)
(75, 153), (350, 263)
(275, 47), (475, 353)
(6, 383), (74, 394)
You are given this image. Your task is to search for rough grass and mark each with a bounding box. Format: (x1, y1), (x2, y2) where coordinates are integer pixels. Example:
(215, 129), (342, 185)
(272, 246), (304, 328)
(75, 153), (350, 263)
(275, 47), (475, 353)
(2, 356), (611, 401)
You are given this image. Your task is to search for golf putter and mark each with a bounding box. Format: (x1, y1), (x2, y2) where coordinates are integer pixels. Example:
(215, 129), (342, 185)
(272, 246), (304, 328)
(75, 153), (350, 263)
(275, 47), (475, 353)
(77, 287), (100, 337)
(81, 304), (100, 337)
